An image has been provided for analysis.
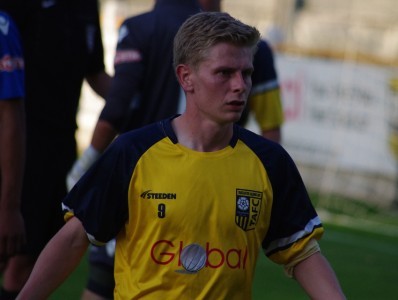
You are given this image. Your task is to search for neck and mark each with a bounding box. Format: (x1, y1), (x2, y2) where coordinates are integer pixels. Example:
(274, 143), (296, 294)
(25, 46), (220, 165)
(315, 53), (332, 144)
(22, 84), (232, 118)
(172, 114), (234, 152)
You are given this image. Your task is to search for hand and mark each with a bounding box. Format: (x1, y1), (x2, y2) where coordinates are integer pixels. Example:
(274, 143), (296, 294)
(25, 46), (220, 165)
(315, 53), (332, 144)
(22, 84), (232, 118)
(0, 208), (26, 263)
(66, 145), (101, 191)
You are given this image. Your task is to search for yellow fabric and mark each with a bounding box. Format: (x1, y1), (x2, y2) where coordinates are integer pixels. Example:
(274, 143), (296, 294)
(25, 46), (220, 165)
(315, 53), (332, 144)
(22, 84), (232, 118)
(249, 88), (284, 131)
(389, 133), (398, 160)
(113, 138), (273, 299)
(63, 211), (74, 222)
(389, 77), (398, 93)
(267, 227), (324, 266)
(62, 119), (324, 299)
(283, 238), (321, 278)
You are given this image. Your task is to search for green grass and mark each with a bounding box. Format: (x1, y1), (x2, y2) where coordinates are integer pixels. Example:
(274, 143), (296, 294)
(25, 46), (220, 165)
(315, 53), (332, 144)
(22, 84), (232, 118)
(253, 222), (398, 299)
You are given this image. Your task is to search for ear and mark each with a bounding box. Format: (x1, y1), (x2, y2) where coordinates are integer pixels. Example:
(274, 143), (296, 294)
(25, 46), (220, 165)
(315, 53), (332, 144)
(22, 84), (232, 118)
(176, 64), (194, 92)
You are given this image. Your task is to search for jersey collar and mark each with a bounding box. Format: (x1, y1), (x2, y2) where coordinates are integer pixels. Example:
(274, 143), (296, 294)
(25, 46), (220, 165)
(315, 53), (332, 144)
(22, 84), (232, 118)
(160, 115), (240, 148)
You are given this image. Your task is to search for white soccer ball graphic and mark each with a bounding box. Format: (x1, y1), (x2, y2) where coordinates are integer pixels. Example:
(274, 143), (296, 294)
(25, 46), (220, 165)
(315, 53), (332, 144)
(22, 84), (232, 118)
(180, 243), (207, 273)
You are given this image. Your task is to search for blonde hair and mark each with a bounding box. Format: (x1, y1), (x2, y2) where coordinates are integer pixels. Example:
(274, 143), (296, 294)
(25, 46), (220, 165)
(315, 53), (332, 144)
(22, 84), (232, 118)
(173, 12), (260, 70)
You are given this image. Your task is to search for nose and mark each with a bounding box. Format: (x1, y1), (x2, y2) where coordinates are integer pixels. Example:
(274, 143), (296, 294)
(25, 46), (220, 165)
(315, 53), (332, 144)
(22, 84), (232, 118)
(232, 72), (250, 93)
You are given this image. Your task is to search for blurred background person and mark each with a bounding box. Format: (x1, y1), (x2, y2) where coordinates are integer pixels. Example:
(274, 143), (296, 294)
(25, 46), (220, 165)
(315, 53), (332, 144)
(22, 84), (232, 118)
(0, 0), (111, 298)
(0, 10), (26, 276)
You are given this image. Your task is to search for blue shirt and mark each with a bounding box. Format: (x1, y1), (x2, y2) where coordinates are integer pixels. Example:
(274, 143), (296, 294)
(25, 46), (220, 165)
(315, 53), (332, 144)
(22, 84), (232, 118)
(0, 11), (24, 100)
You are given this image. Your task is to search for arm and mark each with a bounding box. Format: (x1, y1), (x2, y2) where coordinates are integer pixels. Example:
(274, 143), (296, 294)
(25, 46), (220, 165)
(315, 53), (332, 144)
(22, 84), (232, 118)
(0, 99), (26, 263)
(294, 252), (346, 300)
(251, 40), (284, 143)
(67, 18), (144, 190)
(16, 217), (89, 300)
(249, 88), (284, 143)
(66, 71), (112, 191)
(261, 127), (281, 143)
(86, 71), (112, 99)
(250, 87), (284, 143)
(90, 119), (119, 153)
(66, 119), (118, 191)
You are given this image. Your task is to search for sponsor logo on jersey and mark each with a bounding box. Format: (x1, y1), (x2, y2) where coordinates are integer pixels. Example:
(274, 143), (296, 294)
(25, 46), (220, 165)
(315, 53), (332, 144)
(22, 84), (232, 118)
(114, 49), (142, 65)
(150, 240), (248, 271)
(235, 189), (262, 231)
(140, 190), (176, 200)
(0, 55), (24, 72)
(179, 243), (206, 273)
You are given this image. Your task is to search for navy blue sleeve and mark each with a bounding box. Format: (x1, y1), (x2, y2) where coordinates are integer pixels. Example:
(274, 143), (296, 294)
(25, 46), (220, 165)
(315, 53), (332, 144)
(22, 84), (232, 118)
(251, 39), (278, 89)
(262, 145), (320, 251)
(238, 128), (320, 251)
(63, 136), (134, 243)
(63, 122), (166, 243)
(99, 14), (151, 131)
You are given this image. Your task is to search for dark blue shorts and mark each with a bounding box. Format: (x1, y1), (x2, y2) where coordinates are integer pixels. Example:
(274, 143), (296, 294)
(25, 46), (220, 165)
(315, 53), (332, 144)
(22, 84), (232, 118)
(86, 240), (115, 298)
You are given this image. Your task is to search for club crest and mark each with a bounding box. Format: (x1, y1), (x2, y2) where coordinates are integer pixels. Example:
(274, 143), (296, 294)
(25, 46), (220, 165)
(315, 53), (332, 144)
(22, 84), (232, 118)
(235, 189), (262, 231)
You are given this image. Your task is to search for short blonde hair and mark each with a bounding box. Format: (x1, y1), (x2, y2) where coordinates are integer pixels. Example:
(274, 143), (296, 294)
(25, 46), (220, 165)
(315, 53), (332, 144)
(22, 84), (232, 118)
(173, 12), (260, 70)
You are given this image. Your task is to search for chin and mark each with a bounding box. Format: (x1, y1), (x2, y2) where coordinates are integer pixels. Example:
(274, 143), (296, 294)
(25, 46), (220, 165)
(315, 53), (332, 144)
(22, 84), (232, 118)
(226, 113), (243, 124)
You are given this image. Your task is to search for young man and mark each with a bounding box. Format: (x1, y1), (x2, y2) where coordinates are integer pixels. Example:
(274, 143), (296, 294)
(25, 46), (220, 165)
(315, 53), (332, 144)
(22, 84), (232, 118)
(69, 1), (281, 298)
(0, 11), (25, 272)
(17, 12), (345, 299)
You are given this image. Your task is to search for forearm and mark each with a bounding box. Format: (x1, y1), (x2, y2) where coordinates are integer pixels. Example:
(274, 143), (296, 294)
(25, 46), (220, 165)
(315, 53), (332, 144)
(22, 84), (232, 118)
(66, 119), (117, 191)
(0, 100), (25, 210)
(17, 217), (89, 300)
(294, 252), (346, 300)
(261, 127), (281, 143)
(86, 71), (112, 99)
(90, 119), (118, 152)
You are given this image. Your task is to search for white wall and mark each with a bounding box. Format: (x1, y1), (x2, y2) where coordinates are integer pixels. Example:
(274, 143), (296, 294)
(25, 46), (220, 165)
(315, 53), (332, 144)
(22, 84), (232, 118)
(276, 54), (398, 207)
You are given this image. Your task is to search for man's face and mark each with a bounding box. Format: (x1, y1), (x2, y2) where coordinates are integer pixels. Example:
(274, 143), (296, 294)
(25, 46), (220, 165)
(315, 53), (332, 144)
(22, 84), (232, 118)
(188, 42), (254, 125)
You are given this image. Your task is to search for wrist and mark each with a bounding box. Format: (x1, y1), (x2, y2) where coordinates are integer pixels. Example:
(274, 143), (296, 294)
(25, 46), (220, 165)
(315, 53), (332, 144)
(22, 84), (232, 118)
(81, 145), (101, 165)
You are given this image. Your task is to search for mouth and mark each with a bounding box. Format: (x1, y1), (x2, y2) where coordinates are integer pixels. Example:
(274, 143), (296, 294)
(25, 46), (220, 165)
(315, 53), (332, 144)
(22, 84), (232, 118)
(228, 100), (245, 106)
(226, 100), (245, 110)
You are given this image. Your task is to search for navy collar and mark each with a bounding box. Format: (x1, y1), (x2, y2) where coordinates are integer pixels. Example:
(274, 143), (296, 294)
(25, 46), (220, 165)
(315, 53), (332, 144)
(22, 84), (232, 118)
(160, 115), (240, 148)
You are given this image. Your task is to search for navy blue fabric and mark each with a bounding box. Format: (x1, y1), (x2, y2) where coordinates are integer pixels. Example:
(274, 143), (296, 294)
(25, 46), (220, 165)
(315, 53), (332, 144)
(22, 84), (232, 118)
(100, 0), (201, 132)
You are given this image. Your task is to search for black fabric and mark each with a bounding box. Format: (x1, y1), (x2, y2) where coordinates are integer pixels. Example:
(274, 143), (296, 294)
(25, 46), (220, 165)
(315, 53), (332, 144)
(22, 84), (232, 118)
(99, 0), (201, 132)
(0, 0), (106, 256)
(0, 287), (19, 300)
